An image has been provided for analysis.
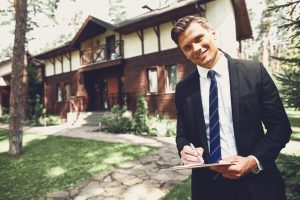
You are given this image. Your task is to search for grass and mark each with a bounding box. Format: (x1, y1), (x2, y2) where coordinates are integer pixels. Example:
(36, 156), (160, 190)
(161, 154), (300, 200)
(286, 108), (300, 141)
(0, 129), (155, 200)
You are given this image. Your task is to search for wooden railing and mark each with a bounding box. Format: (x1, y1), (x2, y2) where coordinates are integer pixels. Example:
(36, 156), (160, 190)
(69, 96), (87, 112)
(80, 40), (124, 65)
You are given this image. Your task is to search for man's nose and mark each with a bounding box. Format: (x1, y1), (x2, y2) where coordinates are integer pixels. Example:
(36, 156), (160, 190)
(192, 43), (202, 52)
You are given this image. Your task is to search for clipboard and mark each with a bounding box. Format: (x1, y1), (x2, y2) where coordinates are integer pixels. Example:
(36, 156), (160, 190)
(161, 162), (233, 171)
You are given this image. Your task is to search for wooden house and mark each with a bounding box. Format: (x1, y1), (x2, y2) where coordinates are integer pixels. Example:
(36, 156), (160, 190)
(33, 0), (252, 119)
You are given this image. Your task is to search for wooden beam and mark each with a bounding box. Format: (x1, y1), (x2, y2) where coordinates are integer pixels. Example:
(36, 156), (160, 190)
(64, 53), (72, 72)
(56, 55), (63, 73)
(136, 30), (144, 55)
(49, 58), (56, 75)
(153, 25), (161, 51)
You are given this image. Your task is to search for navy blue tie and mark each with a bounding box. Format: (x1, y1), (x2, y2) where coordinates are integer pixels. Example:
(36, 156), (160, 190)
(207, 70), (221, 163)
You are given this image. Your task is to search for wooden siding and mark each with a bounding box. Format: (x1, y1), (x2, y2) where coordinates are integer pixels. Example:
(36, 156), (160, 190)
(124, 48), (195, 118)
(44, 71), (85, 118)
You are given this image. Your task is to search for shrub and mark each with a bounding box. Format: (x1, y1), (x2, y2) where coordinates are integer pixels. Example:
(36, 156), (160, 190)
(101, 105), (132, 133)
(133, 94), (149, 134)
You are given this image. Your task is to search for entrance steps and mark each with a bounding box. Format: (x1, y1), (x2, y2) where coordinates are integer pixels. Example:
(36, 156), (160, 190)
(67, 111), (112, 126)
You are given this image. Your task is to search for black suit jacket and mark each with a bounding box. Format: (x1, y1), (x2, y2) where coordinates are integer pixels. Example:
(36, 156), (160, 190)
(175, 53), (292, 200)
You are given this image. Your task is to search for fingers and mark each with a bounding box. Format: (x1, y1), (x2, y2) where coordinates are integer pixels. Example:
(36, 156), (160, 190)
(180, 145), (204, 164)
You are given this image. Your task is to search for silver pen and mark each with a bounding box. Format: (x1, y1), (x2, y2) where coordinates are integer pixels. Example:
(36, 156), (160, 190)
(190, 143), (204, 163)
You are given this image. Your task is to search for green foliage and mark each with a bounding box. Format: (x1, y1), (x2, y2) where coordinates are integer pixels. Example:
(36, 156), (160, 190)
(133, 94), (149, 134)
(0, 130), (154, 200)
(108, 0), (126, 23)
(101, 105), (132, 133)
(148, 114), (176, 137)
(0, 114), (9, 123)
(276, 154), (300, 200)
(269, 1), (300, 110)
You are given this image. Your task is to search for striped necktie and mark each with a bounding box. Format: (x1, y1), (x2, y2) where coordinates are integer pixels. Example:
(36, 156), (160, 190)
(207, 70), (221, 163)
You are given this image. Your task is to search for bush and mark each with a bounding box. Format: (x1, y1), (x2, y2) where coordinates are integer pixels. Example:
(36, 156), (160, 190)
(133, 94), (149, 134)
(0, 114), (9, 123)
(148, 114), (176, 137)
(101, 105), (132, 133)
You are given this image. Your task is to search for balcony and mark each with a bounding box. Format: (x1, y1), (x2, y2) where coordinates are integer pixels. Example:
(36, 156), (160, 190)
(80, 40), (124, 65)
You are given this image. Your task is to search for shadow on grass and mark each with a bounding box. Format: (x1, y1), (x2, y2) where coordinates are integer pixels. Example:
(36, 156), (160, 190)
(0, 135), (155, 200)
(160, 154), (300, 200)
(0, 129), (9, 142)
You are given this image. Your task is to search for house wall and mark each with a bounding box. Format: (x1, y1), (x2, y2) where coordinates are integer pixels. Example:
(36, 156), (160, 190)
(44, 50), (80, 77)
(206, 0), (238, 57)
(0, 60), (12, 77)
(124, 48), (195, 117)
(44, 70), (84, 118)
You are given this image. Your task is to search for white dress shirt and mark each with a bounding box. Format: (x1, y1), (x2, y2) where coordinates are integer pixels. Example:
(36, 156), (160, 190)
(197, 53), (238, 158)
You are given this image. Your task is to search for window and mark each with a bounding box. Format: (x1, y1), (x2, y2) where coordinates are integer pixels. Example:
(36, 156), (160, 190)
(65, 83), (71, 100)
(165, 64), (177, 92)
(57, 84), (62, 102)
(147, 68), (158, 93)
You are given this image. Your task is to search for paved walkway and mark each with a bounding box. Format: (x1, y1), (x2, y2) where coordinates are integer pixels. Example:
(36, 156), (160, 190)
(31, 125), (190, 200)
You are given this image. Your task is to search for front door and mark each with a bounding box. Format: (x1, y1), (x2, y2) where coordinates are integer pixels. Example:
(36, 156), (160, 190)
(106, 35), (116, 60)
(103, 77), (119, 109)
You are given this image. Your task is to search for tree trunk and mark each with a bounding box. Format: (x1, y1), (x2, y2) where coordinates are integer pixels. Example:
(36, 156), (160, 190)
(9, 0), (27, 156)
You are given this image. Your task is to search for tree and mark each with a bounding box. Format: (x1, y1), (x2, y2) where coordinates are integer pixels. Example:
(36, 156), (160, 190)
(9, 0), (27, 155)
(109, 0), (126, 24)
(7, 0), (61, 155)
(269, 0), (300, 109)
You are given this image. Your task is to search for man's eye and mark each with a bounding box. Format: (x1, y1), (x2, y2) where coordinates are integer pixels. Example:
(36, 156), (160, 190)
(195, 36), (202, 42)
(184, 46), (191, 52)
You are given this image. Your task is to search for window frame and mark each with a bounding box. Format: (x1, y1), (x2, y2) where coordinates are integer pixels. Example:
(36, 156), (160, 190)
(147, 66), (159, 94)
(56, 84), (63, 102)
(165, 64), (178, 93)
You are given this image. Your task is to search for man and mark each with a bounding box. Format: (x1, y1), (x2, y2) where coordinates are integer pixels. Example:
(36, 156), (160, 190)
(171, 15), (292, 200)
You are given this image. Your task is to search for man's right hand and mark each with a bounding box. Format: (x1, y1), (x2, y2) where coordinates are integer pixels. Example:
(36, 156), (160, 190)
(180, 145), (204, 164)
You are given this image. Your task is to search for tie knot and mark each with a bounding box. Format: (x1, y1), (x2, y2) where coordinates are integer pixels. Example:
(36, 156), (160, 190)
(207, 70), (216, 79)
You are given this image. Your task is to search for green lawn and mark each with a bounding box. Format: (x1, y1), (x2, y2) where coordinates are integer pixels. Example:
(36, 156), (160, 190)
(286, 108), (300, 141)
(0, 129), (155, 200)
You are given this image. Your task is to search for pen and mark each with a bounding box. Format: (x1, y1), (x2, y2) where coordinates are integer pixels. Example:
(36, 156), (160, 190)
(190, 143), (204, 163)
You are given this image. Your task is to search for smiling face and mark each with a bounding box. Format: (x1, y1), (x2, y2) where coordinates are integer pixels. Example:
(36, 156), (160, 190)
(178, 21), (221, 69)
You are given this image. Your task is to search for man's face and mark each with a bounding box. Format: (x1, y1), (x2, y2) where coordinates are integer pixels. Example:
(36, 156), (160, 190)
(178, 21), (220, 69)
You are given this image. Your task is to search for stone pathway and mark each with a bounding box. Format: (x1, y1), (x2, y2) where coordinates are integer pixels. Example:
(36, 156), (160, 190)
(39, 145), (190, 200)
(34, 125), (191, 200)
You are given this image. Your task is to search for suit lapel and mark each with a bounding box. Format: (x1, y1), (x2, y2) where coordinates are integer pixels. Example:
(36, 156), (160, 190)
(226, 54), (241, 154)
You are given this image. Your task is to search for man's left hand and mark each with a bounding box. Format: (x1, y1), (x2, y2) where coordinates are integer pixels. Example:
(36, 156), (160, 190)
(210, 156), (257, 179)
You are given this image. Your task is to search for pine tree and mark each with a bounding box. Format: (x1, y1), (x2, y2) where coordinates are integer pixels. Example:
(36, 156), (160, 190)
(108, 0), (126, 24)
(270, 0), (300, 109)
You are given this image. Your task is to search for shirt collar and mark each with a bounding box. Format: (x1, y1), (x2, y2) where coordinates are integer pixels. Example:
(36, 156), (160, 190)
(197, 53), (228, 79)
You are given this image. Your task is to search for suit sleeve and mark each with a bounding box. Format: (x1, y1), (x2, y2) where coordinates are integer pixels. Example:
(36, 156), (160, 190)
(251, 63), (292, 169)
(175, 84), (190, 156)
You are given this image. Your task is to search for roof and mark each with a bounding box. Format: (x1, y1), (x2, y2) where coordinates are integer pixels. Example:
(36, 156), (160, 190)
(34, 42), (73, 60)
(70, 15), (114, 48)
(34, 0), (252, 59)
(114, 0), (214, 34)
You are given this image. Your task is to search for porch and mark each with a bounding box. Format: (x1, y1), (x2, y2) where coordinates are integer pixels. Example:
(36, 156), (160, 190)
(80, 40), (124, 65)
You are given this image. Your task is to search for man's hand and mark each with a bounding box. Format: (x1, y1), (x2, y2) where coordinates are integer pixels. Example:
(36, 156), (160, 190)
(210, 156), (257, 179)
(180, 145), (204, 164)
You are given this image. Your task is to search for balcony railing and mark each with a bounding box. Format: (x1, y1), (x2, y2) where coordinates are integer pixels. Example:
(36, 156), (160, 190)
(80, 40), (124, 65)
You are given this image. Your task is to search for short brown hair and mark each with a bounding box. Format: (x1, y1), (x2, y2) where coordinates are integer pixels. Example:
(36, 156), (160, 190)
(171, 15), (212, 44)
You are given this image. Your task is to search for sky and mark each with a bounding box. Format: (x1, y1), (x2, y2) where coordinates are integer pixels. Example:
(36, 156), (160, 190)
(0, 0), (262, 57)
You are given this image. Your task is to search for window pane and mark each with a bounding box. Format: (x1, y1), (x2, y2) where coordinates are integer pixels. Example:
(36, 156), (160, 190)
(65, 83), (71, 100)
(166, 64), (177, 92)
(148, 68), (158, 93)
(57, 85), (62, 102)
